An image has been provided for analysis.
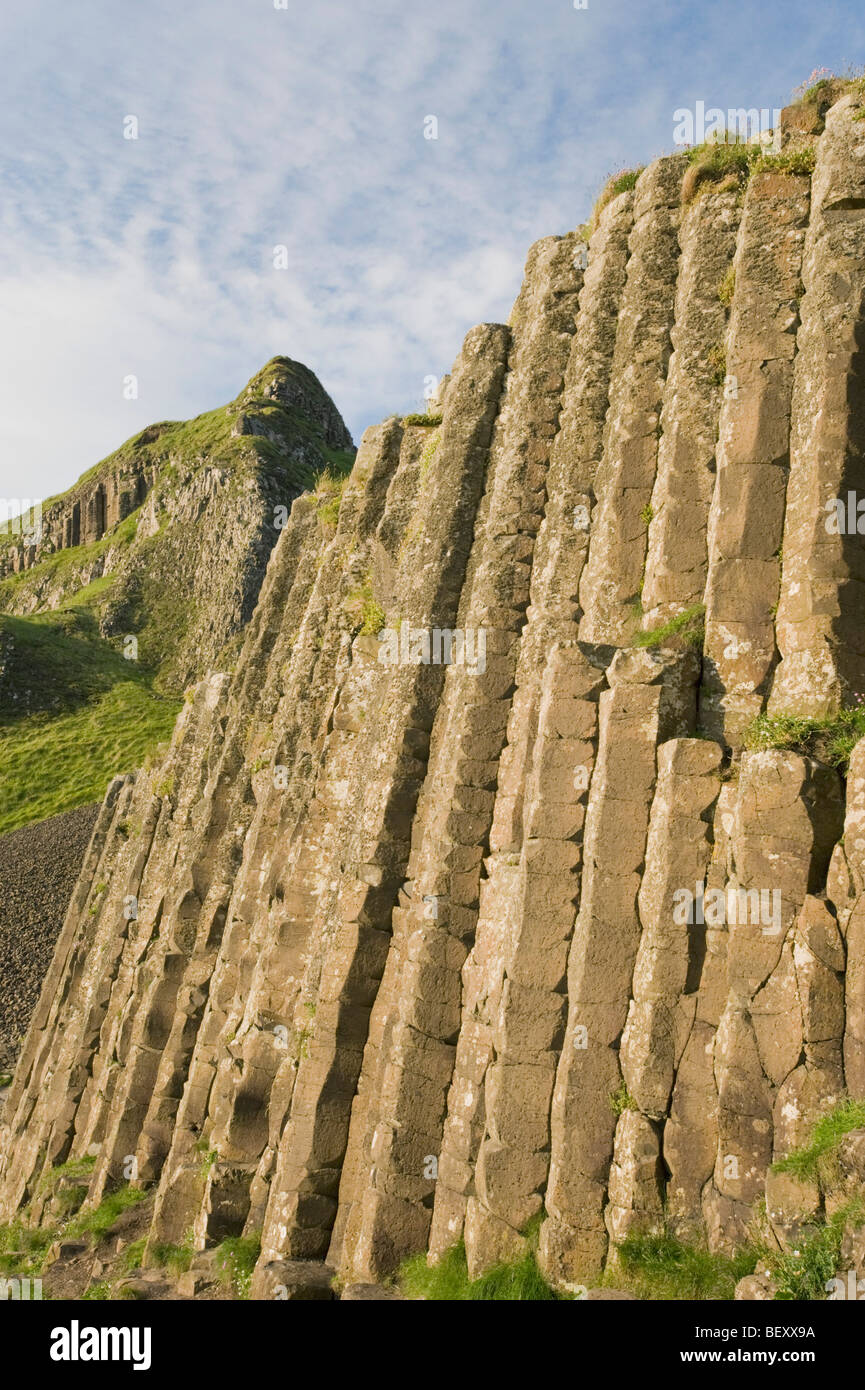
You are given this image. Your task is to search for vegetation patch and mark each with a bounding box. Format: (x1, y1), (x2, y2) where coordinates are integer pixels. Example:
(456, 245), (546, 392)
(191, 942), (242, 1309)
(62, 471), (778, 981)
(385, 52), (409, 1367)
(121, 1237), (148, 1272)
(588, 167), (644, 232)
(772, 1097), (865, 1187)
(214, 1233), (261, 1299)
(681, 137), (757, 204)
(608, 1230), (757, 1300)
(634, 603), (705, 651)
(345, 575), (386, 637)
(0, 1175), (147, 1284)
(758, 1199), (865, 1301)
(0, 673), (181, 835)
(793, 67), (865, 112)
(400, 1233), (567, 1301)
(403, 412), (443, 427)
(0, 1218), (56, 1279)
(64, 1186), (148, 1243)
(37, 1154), (96, 1196)
(80, 1281), (111, 1299)
(313, 467), (349, 529)
(753, 145), (817, 176)
(743, 705), (865, 771)
(610, 1080), (637, 1116)
(149, 1233), (194, 1277)
(706, 343), (727, 386)
(37, 1154), (97, 1219)
(718, 266), (736, 307)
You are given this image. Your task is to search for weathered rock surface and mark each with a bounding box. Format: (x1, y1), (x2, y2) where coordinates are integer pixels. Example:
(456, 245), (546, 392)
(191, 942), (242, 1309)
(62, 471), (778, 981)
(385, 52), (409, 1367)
(3, 93), (865, 1301)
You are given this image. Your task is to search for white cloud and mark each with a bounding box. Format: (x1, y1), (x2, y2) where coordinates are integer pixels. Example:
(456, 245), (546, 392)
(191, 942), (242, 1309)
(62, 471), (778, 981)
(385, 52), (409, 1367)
(1, 0), (863, 499)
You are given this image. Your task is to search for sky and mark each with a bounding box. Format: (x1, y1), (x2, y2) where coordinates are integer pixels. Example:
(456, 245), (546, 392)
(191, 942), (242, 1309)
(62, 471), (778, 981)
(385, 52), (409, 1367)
(1, 0), (864, 502)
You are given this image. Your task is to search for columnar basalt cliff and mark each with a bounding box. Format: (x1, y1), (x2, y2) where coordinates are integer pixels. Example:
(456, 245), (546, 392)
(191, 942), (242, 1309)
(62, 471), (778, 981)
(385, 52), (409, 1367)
(4, 92), (865, 1300)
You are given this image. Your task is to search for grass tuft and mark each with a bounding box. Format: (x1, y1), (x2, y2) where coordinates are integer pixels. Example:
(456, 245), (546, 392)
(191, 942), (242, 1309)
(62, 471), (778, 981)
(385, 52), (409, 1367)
(214, 1233), (261, 1299)
(772, 1097), (865, 1187)
(753, 146), (817, 176)
(610, 1230), (757, 1300)
(743, 705), (865, 771)
(121, 1237), (147, 1272)
(400, 1236), (567, 1301)
(718, 266), (736, 307)
(759, 1199), (865, 1300)
(634, 603), (705, 651)
(588, 167), (644, 232)
(403, 412), (443, 427)
(149, 1233), (194, 1277)
(681, 137), (756, 204)
(706, 344), (727, 386)
(64, 1186), (148, 1243)
(610, 1080), (637, 1116)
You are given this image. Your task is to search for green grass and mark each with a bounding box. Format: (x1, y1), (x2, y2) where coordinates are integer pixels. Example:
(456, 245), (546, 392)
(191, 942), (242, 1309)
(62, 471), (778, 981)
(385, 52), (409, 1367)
(682, 137), (757, 204)
(121, 1238), (147, 1272)
(1, 608), (140, 714)
(37, 1155), (96, 1194)
(772, 1098), (865, 1187)
(64, 1186), (148, 1243)
(634, 603), (705, 651)
(403, 412), (443, 427)
(316, 495), (341, 528)
(419, 431), (441, 478)
(743, 706), (865, 771)
(610, 1080), (637, 1116)
(149, 1235), (194, 1277)
(0, 1174), (147, 1282)
(760, 1199), (865, 1301)
(0, 606), (181, 833)
(609, 1230), (758, 1300)
(706, 344), (727, 386)
(608, 168), (642, 195)
(345, 576), (386, 637)
(0, 677), (180, 834)
(718, 266), (736, 307)
(34, 1155), (96, 1220)
(214, 1233), (261, 1299)
(400, 1237), (568, 1301)
(197, 1144), (218, 1179)
(360, 600), (386, 637)
(753, 146), (817, 176)
(81, 1281), (113, 1300)
(588, 167), (645, 231)
(0, 1219), (56, 1278)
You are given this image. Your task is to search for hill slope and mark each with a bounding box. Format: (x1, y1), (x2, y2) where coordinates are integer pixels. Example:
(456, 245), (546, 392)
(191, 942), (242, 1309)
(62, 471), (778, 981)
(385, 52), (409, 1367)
(0, 358), (354, 832)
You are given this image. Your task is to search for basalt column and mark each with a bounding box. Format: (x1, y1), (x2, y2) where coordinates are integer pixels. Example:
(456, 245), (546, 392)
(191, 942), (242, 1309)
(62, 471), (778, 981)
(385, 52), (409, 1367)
(770, 97), (865, 716)
(251, 323), (510, 1285)
(331, 233), (584, 1282)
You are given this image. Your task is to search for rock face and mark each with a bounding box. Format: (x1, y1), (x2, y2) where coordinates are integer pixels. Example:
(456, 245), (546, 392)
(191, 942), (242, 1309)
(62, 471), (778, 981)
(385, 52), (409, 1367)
(0, 357), (355, 692)
(3, 94), (865, 1295)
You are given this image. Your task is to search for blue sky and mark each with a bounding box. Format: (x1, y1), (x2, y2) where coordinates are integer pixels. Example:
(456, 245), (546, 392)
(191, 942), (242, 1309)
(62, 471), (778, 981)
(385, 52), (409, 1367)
(1, 0), (863, 500)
